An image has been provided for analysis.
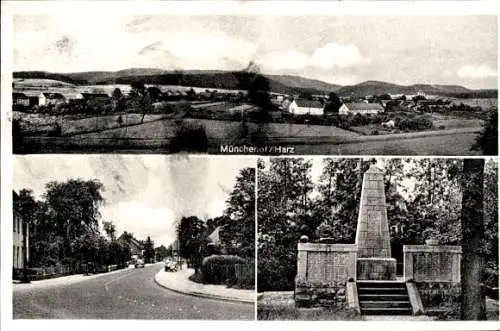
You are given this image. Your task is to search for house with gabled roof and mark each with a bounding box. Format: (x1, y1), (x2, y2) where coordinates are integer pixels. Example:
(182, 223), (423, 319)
(39, 92), (65, 106)
(75, 92), (110, 103)
(118, 233), (143, 257)
(13, 92), (30, 107)
(288, 98), (325, 115)
(339, 102), (384, 115)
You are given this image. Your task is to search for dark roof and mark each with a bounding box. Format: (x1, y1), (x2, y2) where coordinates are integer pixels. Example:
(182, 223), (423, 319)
(41, 92), (64, 99)
(294, 99), (324, 109)
(13, 92), (28, 99)
(79, 92), (110, 99)
(344, 102), (384, 111)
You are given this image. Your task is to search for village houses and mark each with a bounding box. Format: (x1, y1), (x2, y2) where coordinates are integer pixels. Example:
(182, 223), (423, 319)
(75, 92), (110, 103)
(339, 102), (385, 115)
(38, 92), (66, 106)
(288, 99), (325, 115)
(12, 92), (30, 107)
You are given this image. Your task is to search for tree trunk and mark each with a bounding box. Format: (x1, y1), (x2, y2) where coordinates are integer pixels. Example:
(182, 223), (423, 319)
(460, 158), (486, 320)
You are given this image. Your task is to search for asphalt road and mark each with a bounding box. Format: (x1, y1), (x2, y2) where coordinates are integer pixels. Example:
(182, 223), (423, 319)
(13, 264), (254, 320)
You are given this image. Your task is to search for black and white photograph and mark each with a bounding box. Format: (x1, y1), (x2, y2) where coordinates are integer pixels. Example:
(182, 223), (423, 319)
(2, 1), (500, 330)
(257, 157), (498, 321)
(12, 155), (256, 319)
(10, 12), (497, 155)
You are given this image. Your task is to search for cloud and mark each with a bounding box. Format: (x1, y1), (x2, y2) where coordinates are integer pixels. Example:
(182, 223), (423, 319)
(14, 16), (258, 72)
(457, 64), (497, 79)
(310, 42), (364, 69)
(260, 50), (310, 70)
(260, 42), (366, 72)
(101, 201), (176, 246)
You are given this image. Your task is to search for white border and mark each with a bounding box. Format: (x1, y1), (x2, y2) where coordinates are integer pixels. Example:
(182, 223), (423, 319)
(2, 1), (500, 330)
(1, 0), (500, 16)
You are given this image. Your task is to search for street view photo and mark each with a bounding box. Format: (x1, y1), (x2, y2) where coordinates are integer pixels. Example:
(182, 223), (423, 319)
(257, 157), (498, 320)
(12, 155), (256, 319)
(11, 15), (498, 155)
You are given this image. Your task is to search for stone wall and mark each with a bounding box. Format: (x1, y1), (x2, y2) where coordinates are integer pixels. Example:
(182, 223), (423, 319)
(295, 243), (357, 307)
(403, 245), (461, 283)
(404, 245), (462, 311)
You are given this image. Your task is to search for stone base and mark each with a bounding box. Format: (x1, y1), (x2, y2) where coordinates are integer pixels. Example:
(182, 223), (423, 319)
(416, 282), (461, 309)
(294, 281), (346, 308)
(357, 257), (397, 280)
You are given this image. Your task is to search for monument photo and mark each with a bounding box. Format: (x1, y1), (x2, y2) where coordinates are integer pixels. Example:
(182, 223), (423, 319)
(257, 157), (498, 320)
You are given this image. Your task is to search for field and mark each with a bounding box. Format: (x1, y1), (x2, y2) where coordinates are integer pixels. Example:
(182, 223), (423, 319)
(431, 113), (484, 129)
(13, 112), (173, 136)
(292, 130), (481, 156)
(13, 80), (246, 97)
(451, 98), (498, 109)
(264, 122), (360, 139)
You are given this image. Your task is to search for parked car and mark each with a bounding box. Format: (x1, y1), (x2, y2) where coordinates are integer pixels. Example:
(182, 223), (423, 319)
(164, 259), (178, 272)
(135, 259), (145, 268)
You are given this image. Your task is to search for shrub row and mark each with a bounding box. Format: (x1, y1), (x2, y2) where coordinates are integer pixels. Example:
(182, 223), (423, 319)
(200, 255), (254, 288)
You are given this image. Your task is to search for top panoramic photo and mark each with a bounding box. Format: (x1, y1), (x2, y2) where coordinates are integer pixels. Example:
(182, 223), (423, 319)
(10, 14), (498, 155)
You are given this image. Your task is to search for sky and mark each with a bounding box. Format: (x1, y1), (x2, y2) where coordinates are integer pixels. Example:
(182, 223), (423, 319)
(13, 15), (497, 89)
(13, 155), (255, 247)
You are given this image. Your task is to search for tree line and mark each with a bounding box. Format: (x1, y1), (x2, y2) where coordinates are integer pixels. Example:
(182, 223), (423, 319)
(14, 179), (160, 273)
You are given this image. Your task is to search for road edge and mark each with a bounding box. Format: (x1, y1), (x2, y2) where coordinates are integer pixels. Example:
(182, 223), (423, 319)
(154, 270), (255, 305)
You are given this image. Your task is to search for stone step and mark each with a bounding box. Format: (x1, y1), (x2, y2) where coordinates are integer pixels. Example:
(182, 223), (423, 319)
(360, 301), (412, 309)
(357, 281), (406, 288)
(359, 294), (409, 301)
(361, 307), (413, 316)
(358, 287), (407, 294)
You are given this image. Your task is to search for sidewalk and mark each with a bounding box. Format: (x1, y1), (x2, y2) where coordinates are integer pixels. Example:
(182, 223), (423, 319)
(13, 263), (158, 292)
(154, 267), (255, 304)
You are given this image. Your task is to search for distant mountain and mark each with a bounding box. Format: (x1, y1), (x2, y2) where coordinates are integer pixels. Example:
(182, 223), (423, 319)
(13, 69), (340, 95)
(13, 71), (88, 85)
(264, 74), (341, 94)
(336, 80), (474, 97)
(13, 69), (495, 98)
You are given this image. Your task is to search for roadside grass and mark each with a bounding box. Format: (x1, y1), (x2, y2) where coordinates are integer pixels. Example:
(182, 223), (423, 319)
(257, 304), (361, 321)
(258, 291), (360, 321)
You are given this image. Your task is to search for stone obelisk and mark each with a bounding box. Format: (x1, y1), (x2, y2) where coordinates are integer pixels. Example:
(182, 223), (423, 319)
(355, 163), (396, 280)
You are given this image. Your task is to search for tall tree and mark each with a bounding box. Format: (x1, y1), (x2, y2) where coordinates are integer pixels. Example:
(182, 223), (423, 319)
(177, 216), (206, 271)
(42, 179), (105, 260)
(143, 236), (155, 263)
(257, 158), (313, 291)
(460, 159), (486, 320)
(223, 167), (256, 258)
(323, 92), (342, 114)
(129, 81), (152, 124)
(155, 245), (169, 261)
(313, 159), (371, 242)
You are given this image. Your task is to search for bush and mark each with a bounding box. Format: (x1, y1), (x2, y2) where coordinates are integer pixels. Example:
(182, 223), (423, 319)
(170, 121), (208, 153)
(471, 110), (498, 155)
(200, 255), (253, 288)
(48, 123), (62, 137)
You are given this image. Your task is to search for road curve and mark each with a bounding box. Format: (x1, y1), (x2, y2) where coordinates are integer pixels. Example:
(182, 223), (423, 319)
(13, 264), (254, 320)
